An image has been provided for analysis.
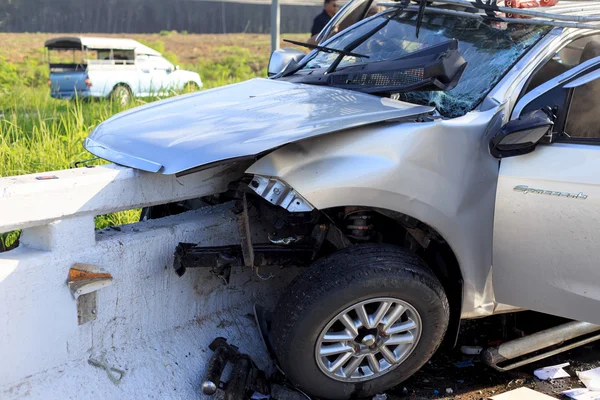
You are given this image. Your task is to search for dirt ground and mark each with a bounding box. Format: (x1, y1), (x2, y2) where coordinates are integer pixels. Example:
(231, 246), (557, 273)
(255, 311), (599, 400)
(382, 312), (600, 400)
(0, 32), (307, 64)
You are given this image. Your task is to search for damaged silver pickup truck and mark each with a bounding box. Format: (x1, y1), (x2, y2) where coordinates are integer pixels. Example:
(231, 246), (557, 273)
(83, 0), (600, 398)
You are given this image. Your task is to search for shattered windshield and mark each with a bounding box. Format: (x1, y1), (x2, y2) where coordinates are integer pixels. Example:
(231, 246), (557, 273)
(301, 10), (550, 117)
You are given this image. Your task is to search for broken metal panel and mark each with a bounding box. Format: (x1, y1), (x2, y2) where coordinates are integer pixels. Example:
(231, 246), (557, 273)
(67, 269), (113, 299)
(246, 107), (502, 319)
(172, 243), (313, 274)
(84, 78), (434, 175)
(67, 264), (113, 325)
(201, 337), (269, 399)
(237, 193), (255, 267)
(249, 176), (314, 213)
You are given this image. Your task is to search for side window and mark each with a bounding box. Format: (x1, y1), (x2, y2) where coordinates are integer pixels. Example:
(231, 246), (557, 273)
(112, 50), (134, 63)
(564, 42), (600, 139)
(525, 35), (600, 94)
(520, 36), (600, 141)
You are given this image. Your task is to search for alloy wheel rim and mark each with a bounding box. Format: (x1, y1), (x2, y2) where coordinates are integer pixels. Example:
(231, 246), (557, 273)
(315, 297), (422, 382)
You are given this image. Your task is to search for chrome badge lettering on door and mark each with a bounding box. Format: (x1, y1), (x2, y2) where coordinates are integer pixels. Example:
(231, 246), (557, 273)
(514, 185), (588, 199)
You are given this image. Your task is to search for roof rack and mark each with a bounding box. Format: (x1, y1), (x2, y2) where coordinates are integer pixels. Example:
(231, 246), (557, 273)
(378, 0), (600, 30)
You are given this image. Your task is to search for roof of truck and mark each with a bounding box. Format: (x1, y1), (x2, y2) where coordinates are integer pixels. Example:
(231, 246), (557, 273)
(44, 36), (161, 56)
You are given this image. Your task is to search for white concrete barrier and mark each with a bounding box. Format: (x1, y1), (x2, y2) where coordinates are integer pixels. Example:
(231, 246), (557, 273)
(0, 164), (294, 399)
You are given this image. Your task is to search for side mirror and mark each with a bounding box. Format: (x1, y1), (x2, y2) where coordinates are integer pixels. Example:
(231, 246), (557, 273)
(268, 48), (306, 77)
(490, 109), (554, 159)
(175, 65), (180, 71)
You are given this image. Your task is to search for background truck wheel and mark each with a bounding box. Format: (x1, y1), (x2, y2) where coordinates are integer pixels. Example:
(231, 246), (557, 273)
(183, 81), (200, 93)
(111, 85), (132, 106)
(271, 244), (450, 399)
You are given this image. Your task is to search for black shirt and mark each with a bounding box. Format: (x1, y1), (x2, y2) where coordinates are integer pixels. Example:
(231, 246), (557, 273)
(311, 10), (332, 37)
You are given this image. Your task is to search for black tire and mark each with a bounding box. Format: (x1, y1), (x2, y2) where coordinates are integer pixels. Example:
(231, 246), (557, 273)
(271, 244), (449, 399)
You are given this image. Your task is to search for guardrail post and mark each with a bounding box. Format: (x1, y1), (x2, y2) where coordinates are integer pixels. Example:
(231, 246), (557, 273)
(19, 216), (95, 252)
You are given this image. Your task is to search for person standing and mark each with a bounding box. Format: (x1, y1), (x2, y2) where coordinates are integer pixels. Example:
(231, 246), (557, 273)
(308, 0), (339, 44)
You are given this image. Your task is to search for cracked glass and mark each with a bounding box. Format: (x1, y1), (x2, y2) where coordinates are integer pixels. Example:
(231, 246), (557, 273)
(303, 10), (550, 118)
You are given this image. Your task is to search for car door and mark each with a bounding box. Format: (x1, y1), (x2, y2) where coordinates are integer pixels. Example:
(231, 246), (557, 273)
(142, 55), (174, 96)
(493, 53), (600, 325)
(135, 55), (153, 96)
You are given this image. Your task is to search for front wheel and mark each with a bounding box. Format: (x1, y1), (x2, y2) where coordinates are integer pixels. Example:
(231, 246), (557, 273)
(271, 244), (449, 399)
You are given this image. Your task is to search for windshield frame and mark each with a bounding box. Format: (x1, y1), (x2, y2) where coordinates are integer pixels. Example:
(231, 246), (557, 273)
(314, 0), (376, 45)
(286, 9), (390, 76)
(281, 8), (552, 118)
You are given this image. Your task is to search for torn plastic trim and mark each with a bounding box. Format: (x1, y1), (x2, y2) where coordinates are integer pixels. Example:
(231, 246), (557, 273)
(83, 137), (163, 173)
(248, 175), (314, 213)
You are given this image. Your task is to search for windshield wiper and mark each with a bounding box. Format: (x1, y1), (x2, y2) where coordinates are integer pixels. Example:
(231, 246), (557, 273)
(283, 39), (370, 60)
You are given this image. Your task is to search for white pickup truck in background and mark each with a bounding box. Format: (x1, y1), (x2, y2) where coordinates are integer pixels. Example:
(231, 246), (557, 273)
(45, 36), (202, 104)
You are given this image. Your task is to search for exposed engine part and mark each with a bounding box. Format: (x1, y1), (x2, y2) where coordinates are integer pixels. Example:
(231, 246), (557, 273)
(173, 243), (313, 277)
(173, 193), (325, 279)
(311, 224), (329, 260)
(238, 193), (255, 267)
(405, 226), (431, 250)
(201, 337), (269, 399)
(269, 236), (303, 245)
(325, 224), (352, 249)
(248, 175), (314, 213)
(254, 304), (277, 362)
(344, 210), (374, 241)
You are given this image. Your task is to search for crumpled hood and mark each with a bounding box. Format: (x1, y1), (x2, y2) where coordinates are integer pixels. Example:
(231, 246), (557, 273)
(84, 78), (434, 174)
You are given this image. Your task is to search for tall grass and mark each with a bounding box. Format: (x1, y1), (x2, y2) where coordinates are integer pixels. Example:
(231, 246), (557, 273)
(1, 43), (272, 250)
(0, 89), (143, 249)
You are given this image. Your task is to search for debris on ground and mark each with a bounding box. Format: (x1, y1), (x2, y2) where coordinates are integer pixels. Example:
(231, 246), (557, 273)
(270, 384), (311, 400)
(455, 360), (475, 368)
(461, 345), (483, 355)
(87, 356), (125, 386)
(199, 310), (600, 400)
(489, 387), (556, 399)
(578, 367), (600, 390)
(534, 363), (571, 381)
(561, 388), (599, 400)
(561, 367), (600, 399)
(392, 312), (600, 400)
(201, 337), (269, 399)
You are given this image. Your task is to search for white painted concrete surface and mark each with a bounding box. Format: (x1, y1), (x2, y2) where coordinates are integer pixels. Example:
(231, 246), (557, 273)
(0, 164), (293, 399)
(0, 163), (244, 233)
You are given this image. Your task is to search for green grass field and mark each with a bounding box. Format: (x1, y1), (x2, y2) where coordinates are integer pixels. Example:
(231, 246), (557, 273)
(0, 32), (308, 251)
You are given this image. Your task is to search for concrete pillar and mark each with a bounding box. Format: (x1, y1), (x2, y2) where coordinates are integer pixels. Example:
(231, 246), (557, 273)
(271, 0), (280, 53)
